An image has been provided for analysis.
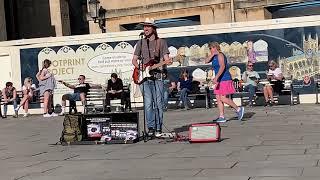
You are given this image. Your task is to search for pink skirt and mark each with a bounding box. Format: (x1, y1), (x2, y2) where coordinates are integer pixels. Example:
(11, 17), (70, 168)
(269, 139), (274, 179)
(214, 80), (236, 95)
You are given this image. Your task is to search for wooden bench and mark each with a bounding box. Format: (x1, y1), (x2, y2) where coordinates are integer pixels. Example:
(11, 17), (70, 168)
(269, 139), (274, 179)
(84, 88), (106, 114)
(168, 85), (210, 109)
(316, 81), (320, 104)
(0, 90), (44, 105)
(240, 80), (298, 106)
(82, 85), (131, 114)
(0, 89), (49, 117)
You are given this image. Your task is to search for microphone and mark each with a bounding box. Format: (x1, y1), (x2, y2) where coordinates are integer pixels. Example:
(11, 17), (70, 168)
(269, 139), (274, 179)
(139, 32), (144, 36)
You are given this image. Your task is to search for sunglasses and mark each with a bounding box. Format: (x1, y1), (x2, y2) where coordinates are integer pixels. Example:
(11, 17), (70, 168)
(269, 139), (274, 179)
(247, 65), (253, 67)
(78, 78), (83, 80)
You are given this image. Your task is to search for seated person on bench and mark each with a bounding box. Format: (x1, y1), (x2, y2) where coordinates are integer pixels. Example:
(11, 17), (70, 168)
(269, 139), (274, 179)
(105, 73), (125, 112)
(263, 60), (284, 106)
(242, 62), (260, 106)
(1, 82), (18, 118)
(58, 75), (102, 115)
(15, 77), (37, 117)
(177, 69), (192, 110)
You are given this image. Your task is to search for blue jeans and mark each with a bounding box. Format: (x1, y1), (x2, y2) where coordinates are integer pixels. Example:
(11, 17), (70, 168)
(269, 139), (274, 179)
(163, 88), (169, 109)
(244, 84), (256, 105)
(3, 99), (18, 116)
(140, 80), (164, 130)
(179, 88), (190, 107)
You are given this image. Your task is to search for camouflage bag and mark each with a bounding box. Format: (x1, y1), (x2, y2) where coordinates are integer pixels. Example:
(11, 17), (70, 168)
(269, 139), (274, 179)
(60, 114), (83, 144)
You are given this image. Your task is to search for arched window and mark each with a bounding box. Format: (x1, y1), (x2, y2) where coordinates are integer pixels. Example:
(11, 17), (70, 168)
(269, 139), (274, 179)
(289, 64), (293, 70)
(307, 60), (311, 65)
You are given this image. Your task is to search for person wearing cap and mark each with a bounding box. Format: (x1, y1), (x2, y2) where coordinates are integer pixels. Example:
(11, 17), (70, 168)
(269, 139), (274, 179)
(132, 18), (172, 137)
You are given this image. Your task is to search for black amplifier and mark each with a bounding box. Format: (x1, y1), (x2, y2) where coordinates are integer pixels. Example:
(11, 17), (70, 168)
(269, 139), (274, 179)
(82, 112), (139, 144)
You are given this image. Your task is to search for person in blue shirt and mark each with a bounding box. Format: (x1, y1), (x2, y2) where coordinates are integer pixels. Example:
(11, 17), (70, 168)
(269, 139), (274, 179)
(177, 69), (192, 110)
(242, 62), (260, 106)
(205, 42), (245, 122)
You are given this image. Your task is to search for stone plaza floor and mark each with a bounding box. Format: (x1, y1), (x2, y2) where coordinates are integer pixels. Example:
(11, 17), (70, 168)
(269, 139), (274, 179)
(1, 104), (320, 180)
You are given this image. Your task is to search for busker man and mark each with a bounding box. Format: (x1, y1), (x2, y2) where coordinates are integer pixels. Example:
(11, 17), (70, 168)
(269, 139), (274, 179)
(131, 18), (172, 137)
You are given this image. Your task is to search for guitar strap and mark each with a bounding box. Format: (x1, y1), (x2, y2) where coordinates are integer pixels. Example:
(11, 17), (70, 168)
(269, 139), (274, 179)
(154, 38), (161, 63)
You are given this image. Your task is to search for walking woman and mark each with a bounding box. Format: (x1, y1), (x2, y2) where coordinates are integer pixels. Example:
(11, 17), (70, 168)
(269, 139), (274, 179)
(36, 59), (57, 117)
(205, 42), (244, 122)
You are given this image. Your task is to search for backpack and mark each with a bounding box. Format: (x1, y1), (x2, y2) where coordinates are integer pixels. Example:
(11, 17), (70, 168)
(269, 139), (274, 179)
(60, 114), (83, 144)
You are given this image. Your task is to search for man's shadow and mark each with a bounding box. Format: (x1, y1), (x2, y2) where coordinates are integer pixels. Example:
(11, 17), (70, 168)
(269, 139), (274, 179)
(228, 112), (255, 121)
(173, 112), (256, 133)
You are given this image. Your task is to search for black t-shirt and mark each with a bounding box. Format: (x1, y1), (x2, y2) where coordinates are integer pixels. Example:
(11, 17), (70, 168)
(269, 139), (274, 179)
(107, 78), (123, 91)
(4, 87), (16, 98)
(74, 83), (91, 94)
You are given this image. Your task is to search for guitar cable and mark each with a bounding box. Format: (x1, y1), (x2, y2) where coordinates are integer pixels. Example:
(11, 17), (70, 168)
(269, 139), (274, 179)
(147, 39), (161, 136)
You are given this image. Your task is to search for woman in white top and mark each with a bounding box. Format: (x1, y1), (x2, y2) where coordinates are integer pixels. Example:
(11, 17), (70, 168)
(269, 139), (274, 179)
(15, 77), (36, 117)
(36, 59), (57, 117)
(263, 60), (284, 106)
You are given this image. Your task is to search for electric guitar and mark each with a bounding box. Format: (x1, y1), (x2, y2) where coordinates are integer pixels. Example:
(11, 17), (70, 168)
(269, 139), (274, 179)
(132, 59), (172, 85)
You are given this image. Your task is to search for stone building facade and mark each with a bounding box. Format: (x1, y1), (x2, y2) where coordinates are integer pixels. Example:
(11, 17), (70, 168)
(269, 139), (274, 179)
(0, 0), (311, 41)
(279, 34), (320, 80)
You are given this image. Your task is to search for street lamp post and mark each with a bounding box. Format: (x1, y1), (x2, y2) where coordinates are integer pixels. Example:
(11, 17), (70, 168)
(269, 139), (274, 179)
(88, 0), (107, 33)
(231, 0), (235, 22)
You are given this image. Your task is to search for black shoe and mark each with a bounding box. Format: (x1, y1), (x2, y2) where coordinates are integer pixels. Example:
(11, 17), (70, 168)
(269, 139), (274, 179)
(147, 128), (155, 137)
(2, 115), (7, 118)
(264, 101), (268, 107)
(120, 107), (124, 112)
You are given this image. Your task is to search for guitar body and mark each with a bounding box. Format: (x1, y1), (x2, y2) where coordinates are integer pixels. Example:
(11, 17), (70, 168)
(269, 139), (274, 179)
(132, 61), (155, 85)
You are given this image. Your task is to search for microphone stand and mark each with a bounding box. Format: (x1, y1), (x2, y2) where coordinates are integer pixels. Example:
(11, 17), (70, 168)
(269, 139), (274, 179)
(138, 33), (148, 142)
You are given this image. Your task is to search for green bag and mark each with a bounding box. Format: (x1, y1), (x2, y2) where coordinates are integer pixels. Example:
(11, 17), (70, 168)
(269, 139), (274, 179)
(60, 114), (83, 144)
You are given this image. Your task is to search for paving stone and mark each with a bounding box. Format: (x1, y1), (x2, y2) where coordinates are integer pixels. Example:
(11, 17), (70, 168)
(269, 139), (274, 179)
(0, 105), (319, 179)
(306, 149), (320, 154)
(301, 167), (320, 176)
(268, 149), (306, 155)
(251, 177), (320, 180)
(199, 167), (303, 177)
(236, 159), (317, 168)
